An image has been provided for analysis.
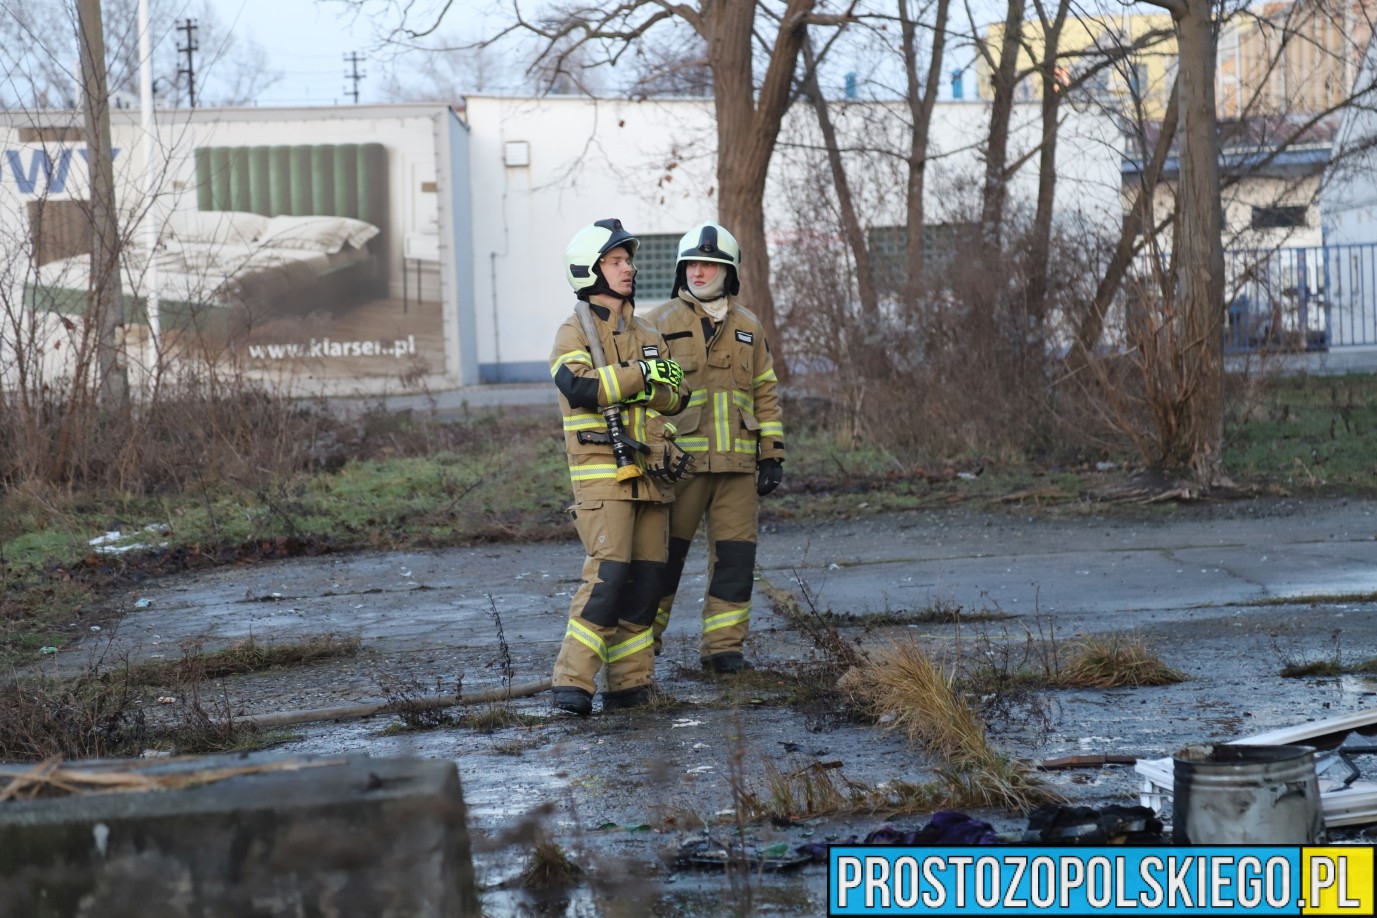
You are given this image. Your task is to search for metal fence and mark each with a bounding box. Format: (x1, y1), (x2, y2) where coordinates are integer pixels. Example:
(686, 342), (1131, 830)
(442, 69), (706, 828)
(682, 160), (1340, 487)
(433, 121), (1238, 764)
(1223, 243), (1377, 353)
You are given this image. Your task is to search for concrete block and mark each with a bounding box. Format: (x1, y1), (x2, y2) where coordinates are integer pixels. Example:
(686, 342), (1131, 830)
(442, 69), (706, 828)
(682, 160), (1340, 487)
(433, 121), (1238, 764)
(0, 753), (478, 917)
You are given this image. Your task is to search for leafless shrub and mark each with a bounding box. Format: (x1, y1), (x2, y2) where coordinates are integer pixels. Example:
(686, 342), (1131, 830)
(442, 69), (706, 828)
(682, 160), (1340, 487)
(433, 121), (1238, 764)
(0, 671), (148, 761)
(1271, 626), (1344, 678)
(758, 573), (866, 672)
(374, 671), (458, 730)
(776, 182), (1117, 465)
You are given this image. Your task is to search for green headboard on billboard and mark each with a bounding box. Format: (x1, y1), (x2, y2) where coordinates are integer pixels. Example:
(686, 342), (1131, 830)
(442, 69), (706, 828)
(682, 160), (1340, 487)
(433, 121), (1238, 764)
(192, 143), (388, 231)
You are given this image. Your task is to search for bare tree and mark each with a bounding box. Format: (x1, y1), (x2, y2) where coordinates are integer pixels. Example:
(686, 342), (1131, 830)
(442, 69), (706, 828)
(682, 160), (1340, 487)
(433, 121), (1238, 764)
(975, 0), (1026, 252)
(77, 0), (129, 409)
(798, 37), (878, 322)
(364, 0), (860, 378)
(1023, 0), (1070, 320)
(627, 27), (713, 97)
(899, 0), (951, 292)
(0, 0), (281, 110)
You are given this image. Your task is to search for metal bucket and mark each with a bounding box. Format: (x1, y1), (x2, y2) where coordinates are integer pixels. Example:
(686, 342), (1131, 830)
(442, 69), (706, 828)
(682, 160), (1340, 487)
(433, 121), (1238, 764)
(1173, 743), (1325, 844)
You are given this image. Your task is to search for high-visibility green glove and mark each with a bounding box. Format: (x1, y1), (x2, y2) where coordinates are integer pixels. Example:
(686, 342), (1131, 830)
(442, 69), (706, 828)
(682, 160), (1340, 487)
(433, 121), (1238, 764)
(638, 358), (684, 392)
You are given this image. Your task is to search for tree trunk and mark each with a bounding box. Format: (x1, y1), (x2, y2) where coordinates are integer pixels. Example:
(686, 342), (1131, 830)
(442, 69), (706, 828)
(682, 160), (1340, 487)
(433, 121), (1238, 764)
(1166, 0), (1226, 484)
(1026, 0), (1070, 320)
(704, 0), (814, 380)
(1069, 79), (1179, 366)
(979, 0), (1025, 252)
(900, 0), (950, 296)
(77, 0), (128, 409)
(799, 39), (877, 321)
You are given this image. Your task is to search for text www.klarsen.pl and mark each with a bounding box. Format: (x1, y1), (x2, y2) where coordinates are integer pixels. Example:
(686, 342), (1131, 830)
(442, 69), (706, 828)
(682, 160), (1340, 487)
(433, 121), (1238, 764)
(247, 336), (417, 360)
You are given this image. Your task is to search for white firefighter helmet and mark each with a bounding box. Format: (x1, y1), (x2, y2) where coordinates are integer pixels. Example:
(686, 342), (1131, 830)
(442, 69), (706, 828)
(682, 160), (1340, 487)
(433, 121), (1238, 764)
(673, 222), (741, 297)
(565, 218), (639, 299)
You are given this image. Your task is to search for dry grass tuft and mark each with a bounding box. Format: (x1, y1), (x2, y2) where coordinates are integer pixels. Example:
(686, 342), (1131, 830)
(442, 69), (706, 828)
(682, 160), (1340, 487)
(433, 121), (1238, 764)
(125, 634), (361, 686)
(1055, 636), (1185, 688)
(516, 838), (582, 888)
(841, 638), (1063, 811)
(933, 758), (1062, 812)
(840, 639), (987, 765)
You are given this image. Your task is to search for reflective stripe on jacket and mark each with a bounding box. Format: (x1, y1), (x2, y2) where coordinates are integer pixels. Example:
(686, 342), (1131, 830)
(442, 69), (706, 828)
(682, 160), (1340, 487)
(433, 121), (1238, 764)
(550, 301), (685, 502)
(645, 293), (785, 474)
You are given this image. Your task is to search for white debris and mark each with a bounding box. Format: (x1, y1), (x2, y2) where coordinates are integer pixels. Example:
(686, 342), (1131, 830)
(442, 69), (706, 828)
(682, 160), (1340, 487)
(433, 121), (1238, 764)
(672, 719), (703, 729)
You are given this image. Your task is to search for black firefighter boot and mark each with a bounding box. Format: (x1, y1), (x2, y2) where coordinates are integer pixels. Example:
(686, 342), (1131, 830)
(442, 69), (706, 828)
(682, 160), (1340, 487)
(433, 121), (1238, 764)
(551, 686), (593, 717)
(701, 651), (753, 676)
(601, 684), (652, 711)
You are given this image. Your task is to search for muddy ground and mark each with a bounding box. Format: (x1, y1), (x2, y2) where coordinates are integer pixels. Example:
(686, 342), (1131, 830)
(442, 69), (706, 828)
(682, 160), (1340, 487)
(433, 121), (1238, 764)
(48, 497), (1377, 916)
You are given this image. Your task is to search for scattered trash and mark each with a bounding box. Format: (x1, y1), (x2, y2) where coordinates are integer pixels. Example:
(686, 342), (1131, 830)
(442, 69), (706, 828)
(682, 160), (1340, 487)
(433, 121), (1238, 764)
(89, 626), (101, 633)
(796, 812), (1001, 863)
(671, 719), (703, 729)
(39, 646), (58, 655)
(1037, 754), (1138, 770)
(133, 598), (153, 609)
(1137, 708), (1377, 828)
(1023, 804), (1165, 845)
(1315, 750), (1362, 791)
(157, 696), (176, 705)
(685, 765), (714, 775)
(675, 836), (812, 872)
(88, 524), (170, 555)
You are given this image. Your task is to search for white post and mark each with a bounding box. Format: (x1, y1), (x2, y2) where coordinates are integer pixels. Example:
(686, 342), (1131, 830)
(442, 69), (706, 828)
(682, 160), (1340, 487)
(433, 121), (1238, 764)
(139, 0), (161, 350)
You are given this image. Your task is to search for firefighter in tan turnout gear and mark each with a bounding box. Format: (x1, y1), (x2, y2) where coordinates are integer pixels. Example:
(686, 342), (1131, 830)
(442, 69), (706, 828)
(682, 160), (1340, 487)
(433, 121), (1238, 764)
(548, 218), (694, 716)
(646, 223), (785, 675)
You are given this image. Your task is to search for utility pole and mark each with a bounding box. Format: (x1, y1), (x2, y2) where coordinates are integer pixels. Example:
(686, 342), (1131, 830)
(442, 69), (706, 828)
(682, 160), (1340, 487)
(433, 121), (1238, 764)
(344, 52), (365, 103)
(177, 18), (198, 107)
(76, 0), (129, 408)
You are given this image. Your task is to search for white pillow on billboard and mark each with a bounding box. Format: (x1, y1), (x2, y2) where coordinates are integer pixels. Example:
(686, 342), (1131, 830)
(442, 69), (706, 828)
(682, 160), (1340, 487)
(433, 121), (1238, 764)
(257, 215), (380, 254)
(165, 210), (271, 246)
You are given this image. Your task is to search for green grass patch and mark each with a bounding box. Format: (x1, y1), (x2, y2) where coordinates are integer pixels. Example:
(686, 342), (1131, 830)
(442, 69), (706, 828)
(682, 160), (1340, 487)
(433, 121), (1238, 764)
(1226, 373), (1377, 494)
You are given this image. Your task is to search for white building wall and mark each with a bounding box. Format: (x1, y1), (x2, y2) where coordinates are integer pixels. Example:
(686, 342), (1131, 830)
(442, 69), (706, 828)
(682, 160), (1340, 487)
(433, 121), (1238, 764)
(462, 94), (1125, 383)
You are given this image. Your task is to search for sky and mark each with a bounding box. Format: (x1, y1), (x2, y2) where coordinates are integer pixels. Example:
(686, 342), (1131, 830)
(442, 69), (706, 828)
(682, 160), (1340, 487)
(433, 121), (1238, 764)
(228, 0), (383, 106)
(216, 0), (1004, 108)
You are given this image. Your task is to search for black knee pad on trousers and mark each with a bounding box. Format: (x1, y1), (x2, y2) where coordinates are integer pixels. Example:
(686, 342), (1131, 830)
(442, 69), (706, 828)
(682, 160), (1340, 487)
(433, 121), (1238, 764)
(710, 540), (757, 604)
(662, 536), (692, 597)
(620, 559), (668, 627)
(582, 560), (631, 627)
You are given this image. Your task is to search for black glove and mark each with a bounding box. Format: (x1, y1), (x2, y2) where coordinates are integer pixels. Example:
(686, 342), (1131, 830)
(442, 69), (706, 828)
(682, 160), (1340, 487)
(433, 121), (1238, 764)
(756, 458), (783, 496)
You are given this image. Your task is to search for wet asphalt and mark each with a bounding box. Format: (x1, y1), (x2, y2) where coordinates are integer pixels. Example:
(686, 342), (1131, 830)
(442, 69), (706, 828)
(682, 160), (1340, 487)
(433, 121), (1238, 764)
(53, 496), (1377, 915)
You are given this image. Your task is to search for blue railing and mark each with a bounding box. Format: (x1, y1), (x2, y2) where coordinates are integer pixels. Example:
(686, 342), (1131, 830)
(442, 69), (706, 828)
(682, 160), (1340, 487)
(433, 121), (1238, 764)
(1223, 243), (1377, 353)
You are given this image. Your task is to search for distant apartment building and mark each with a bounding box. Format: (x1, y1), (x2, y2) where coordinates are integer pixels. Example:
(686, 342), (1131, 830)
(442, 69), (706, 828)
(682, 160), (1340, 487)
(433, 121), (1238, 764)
(977, 0), (1371, 121)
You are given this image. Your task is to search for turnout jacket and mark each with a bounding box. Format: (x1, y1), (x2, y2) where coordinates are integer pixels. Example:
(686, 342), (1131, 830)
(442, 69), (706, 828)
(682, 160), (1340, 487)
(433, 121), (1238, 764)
(550, 301), (686, 503)
(646, 292), (785, 474)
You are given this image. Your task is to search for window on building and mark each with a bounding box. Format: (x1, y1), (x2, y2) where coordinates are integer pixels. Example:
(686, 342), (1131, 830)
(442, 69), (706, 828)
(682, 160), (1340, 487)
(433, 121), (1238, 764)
(867, 223), (977, 292)
(634, 232), (683, 302)
(28, 199), (90, 267)
(1251, 206), (1307, 230)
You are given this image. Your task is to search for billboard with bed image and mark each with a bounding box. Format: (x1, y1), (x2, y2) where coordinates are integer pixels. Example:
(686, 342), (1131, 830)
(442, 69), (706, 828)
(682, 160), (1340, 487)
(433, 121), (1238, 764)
(6, 106), (465, 393)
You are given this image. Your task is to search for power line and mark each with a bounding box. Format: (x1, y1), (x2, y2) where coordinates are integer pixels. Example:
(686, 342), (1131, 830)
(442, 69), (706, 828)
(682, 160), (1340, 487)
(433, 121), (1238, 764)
(344, 52), (365, 104)
(177, 18), (198, 108)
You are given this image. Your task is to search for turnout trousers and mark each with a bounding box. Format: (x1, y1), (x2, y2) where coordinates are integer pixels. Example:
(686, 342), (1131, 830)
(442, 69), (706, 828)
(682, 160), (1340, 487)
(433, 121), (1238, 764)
(651, 472), (758, 660)
(552, 499), (668, 695)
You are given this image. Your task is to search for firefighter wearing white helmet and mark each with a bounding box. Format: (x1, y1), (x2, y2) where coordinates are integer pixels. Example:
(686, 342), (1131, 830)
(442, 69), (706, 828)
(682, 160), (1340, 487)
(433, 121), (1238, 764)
(645, 222), (785, 675)
(548, 218), (693, 716)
